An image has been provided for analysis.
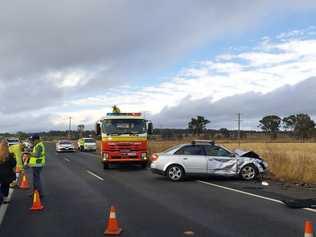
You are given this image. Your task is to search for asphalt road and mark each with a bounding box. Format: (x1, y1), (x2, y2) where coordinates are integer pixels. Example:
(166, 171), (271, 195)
(0, 144), (315, 237)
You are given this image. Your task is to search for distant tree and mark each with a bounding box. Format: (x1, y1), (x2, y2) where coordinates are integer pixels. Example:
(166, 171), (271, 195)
(161, 129), (175, 140)
(293, 114), (315, 141)
(188, 116), (210, 135)
(77, 124), (85, 137)
(219, 128), (230, 138)
(16, 131), (28, 140)
(258, 115), (281, 139)
(282, 115), (297, 131)
(112, 105), (121, 113)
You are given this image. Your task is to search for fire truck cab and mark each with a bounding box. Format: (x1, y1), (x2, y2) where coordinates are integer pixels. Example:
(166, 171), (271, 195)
(96, 112), (153, 169)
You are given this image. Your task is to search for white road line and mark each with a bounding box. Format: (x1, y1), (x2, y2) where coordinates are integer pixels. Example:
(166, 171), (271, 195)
(64, 158), (70, 162)
(86, 170), (104, 181)
(197, 180), (316, 214)
(304, 208), (316, 213)
(0, 188), (14, 226)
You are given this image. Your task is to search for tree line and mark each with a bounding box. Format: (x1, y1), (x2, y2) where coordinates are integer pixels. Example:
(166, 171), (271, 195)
(184, 113), (315, 141)
(258, 113), (315, 140)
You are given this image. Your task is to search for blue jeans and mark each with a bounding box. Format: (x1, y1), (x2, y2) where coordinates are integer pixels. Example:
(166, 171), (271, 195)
(32, 167), (43, 195)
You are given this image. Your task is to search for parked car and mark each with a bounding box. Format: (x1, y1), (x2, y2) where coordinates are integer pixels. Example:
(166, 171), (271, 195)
(77, 138), (97, 152)
(150, 140), (268, 181)
(56, 140), (75, 152)
(22, 140), (33, 152)
(6, 137), (20, 146)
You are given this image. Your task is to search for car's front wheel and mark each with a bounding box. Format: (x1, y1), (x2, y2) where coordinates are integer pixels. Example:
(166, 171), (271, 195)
(240, 164), (258, 180)
(167, 165), (184, 181)
(103, 163), (109, 169)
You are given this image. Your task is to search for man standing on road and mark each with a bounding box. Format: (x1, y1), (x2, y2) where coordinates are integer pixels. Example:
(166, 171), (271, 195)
(28, 135), (46, 197)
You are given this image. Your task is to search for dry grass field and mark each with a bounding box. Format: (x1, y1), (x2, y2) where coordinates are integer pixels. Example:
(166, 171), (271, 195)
(149, 140), (316, 184)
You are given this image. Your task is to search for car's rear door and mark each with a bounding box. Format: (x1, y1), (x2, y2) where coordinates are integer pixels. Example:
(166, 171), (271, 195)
(205, 145), (237, 175)
(174, 145), (207, 173)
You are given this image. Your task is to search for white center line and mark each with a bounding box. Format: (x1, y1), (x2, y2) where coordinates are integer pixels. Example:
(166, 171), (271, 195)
(64, 158), (70, 162)
(197, 180), (316, 214)
(86, 170), (104, 181)
(0, 188), (14, 227)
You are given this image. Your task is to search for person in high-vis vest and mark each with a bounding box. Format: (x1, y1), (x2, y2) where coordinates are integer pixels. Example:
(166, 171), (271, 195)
(28, 135), (46, 197)
(78, 138), (84, 151)
(8, 143), (24, 187)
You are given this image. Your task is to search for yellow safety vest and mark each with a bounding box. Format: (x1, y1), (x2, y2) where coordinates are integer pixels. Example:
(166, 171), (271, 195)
(9, 144), (23, 170)
(29, 142), (46, 167)
(79, 139), (84, 146)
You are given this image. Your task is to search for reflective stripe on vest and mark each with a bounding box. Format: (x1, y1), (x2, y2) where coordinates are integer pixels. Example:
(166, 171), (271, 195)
(29, 142), (46, 167)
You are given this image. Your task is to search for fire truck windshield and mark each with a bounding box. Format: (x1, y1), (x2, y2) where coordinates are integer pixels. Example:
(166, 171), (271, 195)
(102, 119), (146, 135)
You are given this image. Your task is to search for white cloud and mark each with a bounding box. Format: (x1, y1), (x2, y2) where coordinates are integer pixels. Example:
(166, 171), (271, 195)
(50, 28), (316, 129)
(3, 27), (316, 132)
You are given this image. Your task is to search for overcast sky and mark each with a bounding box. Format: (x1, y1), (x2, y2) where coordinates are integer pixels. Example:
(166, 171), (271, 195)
(1, 1), (316, 132)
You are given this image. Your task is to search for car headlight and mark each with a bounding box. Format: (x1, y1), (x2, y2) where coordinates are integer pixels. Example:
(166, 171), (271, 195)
(102, 153), (109, 161)
(141, 153), (147, 160)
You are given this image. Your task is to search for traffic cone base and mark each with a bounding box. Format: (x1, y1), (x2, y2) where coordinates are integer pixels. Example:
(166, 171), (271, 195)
(104, 206), (122, 236)
(19, 173), (30, 189)
(30, 190), (44, 211)
(104, 228), (122, 236)
(304, 220), (314, 237)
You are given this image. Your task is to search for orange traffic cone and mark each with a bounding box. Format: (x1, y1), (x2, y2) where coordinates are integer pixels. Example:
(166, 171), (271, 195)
(30, 190), (44, 211)
(104, 206), (122, 235)
(19, 172), (30, 189)
(305, 220), (314, 237)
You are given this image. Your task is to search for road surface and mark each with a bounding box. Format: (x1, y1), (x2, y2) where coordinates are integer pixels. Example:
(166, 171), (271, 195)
(0, 144), (315, 237)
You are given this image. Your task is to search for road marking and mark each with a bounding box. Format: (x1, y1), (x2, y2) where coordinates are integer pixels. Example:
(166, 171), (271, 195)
(197, 181), (316, 213)
(81, 152), (98, 157)
(0, 189), (14, 226)
(86, 170), (104, 181)
(64, 158), (70, 162)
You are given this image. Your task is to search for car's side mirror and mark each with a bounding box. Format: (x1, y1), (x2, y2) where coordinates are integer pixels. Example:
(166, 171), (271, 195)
(96, 123), (101, 136)
(230, 153), (236, 158)
(147, 122), (153, 135)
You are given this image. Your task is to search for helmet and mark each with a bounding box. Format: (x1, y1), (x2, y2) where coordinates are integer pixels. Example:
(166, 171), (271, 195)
(29, 134), (40, 141)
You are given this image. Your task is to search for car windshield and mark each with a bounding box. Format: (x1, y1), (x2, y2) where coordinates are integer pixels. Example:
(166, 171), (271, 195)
(162, 144), (183, 154)
(7, 138), (19, 143)
(84, 138), (95, 143)
(102, 119), (146, 135)
(60, 141), (72, 145)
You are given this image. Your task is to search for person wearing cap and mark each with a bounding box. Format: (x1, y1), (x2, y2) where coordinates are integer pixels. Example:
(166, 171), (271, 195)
(28, 135), (46, 197)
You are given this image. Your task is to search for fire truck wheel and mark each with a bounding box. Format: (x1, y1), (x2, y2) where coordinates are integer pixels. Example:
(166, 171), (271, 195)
(141, 163), (148, 169)
(103, 163), (109, 169)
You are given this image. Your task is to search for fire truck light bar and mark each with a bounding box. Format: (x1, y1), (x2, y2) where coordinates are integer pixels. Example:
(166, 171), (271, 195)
(106, 112), (142, 116)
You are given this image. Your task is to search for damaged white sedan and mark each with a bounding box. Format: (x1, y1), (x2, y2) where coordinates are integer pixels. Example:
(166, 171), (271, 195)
(150, 140), (268, 181)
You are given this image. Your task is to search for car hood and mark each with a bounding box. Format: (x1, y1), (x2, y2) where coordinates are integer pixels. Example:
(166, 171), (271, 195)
(234, 149), (261, 159)
(58, 144), (73, 147)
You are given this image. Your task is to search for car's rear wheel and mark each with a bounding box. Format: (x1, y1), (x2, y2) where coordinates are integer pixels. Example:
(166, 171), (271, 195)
(240, 164), (258, 180)
(167, 165), (184, 181)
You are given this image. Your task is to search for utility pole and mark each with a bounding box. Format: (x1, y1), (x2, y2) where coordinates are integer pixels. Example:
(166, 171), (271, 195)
(68, 116), (72, 139)
(237, 113), (242, 147)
